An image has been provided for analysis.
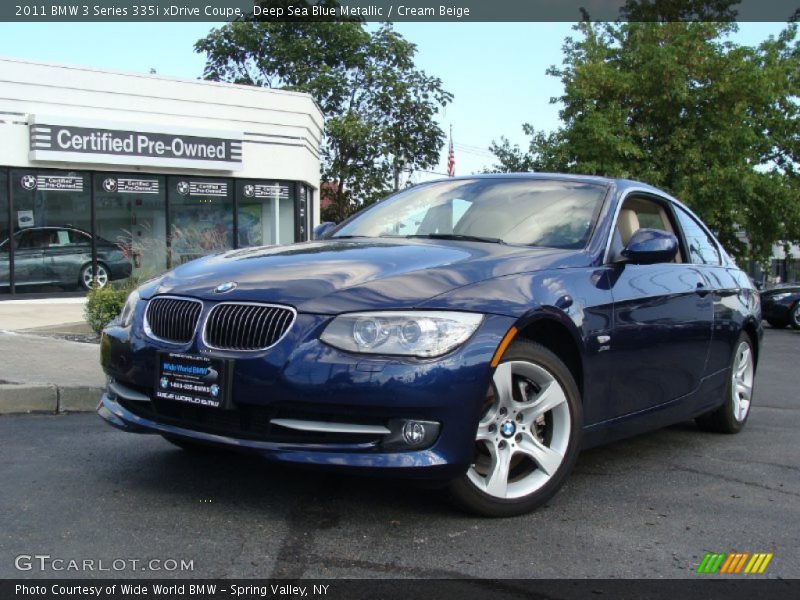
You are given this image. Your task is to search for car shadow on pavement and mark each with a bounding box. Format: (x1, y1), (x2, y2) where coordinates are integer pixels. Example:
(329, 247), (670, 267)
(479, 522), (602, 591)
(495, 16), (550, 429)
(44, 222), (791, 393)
(108, 436), (460, 519)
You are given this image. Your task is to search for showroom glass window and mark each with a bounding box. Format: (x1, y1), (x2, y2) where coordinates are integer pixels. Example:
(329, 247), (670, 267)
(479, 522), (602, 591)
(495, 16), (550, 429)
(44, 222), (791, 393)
(235, 180), (296, 247)
(0, 169), (8, 290)
(674, 206), (721, 265)
(95, 173), (167, 281)
(296, 184), (308, 242)
(8, 169), (91, 292)
(167, 176), (233, 268)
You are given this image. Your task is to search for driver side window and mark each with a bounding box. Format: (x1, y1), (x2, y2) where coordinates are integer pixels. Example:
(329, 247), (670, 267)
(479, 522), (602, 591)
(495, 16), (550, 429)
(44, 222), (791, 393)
(610, 196), (683, 263)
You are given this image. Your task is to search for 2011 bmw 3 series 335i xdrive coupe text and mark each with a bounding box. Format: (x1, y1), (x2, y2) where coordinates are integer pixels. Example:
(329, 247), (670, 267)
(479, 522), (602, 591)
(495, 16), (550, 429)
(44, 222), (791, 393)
(99, 174), (761, 516)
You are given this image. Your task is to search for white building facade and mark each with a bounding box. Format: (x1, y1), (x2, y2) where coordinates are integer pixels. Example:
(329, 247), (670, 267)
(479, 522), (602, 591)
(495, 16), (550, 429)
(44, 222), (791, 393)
(0, 57), (323, 294)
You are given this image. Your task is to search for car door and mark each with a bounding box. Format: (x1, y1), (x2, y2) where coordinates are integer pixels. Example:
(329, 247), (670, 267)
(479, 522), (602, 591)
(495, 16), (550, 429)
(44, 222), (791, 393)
(43, 228), (87, 286)
(606, 194), (713, 418)
(10, 229), (48, 285)
(671, 204), (736, 375)
(0, 238), (10, 287)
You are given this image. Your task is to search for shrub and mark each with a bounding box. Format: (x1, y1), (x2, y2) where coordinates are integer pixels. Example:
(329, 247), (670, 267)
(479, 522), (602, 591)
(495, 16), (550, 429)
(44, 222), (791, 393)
(84, 281), (134, 334)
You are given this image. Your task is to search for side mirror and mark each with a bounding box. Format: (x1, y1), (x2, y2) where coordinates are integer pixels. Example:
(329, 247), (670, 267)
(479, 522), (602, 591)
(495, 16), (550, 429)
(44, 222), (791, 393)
(621, 229), (678, 265)
(313, 222), (336, 240)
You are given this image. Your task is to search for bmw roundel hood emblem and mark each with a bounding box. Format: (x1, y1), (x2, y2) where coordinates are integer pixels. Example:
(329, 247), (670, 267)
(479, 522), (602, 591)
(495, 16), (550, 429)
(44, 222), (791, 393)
(214, 281), (238, 294)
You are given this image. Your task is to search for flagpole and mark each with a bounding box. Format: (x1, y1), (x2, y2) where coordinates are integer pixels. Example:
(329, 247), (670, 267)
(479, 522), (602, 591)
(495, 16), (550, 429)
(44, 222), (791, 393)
(447, 124), (455, 178)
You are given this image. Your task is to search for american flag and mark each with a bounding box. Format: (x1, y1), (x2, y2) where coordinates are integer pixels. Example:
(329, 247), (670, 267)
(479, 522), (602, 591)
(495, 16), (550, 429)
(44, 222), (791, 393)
(447, 127), (455, 177)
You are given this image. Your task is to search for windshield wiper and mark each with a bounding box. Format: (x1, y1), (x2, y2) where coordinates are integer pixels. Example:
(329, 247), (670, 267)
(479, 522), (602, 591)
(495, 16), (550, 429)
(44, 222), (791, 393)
(406, 233), (506, 244)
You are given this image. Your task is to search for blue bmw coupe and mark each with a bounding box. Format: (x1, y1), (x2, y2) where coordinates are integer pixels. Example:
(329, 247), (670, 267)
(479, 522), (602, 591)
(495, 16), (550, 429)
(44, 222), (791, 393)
(99, 174), (761, 516)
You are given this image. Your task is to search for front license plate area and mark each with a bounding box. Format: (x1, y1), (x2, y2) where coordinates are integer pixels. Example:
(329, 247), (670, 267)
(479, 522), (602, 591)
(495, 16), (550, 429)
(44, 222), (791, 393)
(156, 353), (230, 409)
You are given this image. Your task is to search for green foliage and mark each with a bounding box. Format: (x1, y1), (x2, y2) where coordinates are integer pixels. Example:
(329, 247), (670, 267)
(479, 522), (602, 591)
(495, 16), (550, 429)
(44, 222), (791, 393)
(490, 11), (800, 265)
(195, 18), (452, 222)
(84, 281), (134, 334)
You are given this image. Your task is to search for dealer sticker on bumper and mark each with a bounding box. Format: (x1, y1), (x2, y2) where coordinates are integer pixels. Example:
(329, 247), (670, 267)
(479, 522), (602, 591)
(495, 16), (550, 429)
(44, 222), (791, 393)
(155, 353), (229, 408)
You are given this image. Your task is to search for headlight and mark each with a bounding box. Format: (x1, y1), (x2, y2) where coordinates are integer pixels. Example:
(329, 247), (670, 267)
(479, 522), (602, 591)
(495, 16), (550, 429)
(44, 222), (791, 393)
(769, 292), (791, 301)
(320, 311), (484, 358)
(118, 289), (140, 328)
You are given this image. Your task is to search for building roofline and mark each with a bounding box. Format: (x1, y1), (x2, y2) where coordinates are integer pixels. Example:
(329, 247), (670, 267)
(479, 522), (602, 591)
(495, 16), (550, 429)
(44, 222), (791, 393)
(0, 55), (323, 115)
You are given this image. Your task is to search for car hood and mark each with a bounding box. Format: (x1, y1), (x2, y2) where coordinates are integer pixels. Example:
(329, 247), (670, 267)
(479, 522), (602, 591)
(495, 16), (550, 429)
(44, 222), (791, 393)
(146, 238), (591, 314)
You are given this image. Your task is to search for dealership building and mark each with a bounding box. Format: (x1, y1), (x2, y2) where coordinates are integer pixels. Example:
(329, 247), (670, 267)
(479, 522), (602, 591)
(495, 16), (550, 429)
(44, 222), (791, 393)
(0, 57), (323, 295)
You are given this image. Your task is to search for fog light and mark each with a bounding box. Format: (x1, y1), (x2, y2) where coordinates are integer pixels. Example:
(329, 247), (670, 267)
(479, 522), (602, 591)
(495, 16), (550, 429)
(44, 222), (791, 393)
(382, 418), (441, 450)
(403, 421), (426, 445)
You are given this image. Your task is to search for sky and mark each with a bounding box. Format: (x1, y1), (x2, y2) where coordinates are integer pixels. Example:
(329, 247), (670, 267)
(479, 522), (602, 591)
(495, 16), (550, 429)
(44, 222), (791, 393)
(0, 20), (789, 181)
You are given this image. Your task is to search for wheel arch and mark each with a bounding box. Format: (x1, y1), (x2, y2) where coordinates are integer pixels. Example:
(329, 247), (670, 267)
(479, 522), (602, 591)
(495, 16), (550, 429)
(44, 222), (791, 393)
(741, 317), (761, 366)
(512, 309), (585, 400)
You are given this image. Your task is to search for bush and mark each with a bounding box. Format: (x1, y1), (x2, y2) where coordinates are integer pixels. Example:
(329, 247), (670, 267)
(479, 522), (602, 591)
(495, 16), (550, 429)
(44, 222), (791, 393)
(84, 281), (134, 334)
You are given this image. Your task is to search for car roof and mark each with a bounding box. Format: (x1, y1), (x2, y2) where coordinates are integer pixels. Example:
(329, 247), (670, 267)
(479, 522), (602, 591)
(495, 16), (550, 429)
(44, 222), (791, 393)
(425, 172), (670, 196)
(17, 226), (91, 235)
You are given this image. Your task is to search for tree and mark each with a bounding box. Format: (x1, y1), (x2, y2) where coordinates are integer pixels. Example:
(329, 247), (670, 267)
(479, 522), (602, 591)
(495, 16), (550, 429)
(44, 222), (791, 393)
(490, 11), (800, 264)
(196, 17), (452, 222)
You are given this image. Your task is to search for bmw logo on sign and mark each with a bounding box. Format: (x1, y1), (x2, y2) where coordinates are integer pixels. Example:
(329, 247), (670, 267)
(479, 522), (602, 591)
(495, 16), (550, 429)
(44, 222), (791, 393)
(20, 175), (36, 191)
(214, 281), (238, 294)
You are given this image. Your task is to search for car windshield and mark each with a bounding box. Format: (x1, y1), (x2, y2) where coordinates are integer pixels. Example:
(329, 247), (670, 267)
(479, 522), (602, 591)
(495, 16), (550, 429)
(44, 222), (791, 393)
(332, 178), (608, 249)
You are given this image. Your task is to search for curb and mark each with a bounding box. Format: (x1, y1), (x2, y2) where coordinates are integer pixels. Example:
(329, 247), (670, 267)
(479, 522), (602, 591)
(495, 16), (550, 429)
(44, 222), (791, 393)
(0, 384), (103, 415)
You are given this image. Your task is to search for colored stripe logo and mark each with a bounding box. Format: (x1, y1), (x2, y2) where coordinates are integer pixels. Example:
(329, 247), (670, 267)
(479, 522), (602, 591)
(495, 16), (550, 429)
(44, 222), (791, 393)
(696, 552), (773, 574)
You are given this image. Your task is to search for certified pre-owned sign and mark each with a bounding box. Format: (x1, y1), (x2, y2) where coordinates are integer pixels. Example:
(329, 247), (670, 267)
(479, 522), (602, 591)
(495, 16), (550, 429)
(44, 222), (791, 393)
(28, 115), (243, 171)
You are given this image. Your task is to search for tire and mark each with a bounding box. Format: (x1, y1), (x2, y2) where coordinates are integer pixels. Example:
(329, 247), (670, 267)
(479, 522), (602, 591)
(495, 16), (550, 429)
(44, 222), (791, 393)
(790, 303), (800, 330)
(448, 340), (583, 517)
(80, 262), (110, 291)
(696, 332), (755, 434)
(766, 319), (786, 329)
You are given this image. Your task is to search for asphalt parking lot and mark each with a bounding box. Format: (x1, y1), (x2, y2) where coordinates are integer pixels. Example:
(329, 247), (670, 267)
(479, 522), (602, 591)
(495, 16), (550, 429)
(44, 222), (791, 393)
(1, 328), (798, 580)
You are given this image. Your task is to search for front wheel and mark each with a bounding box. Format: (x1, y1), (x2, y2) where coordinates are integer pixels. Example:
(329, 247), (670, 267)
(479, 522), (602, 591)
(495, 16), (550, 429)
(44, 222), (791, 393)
(696, 332), (755, 433)
(449, 340), (582, 517)
(80, 263), (109, 290)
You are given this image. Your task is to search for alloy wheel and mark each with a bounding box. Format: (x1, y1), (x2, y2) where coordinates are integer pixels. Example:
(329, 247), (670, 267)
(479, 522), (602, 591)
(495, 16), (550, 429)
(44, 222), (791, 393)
(731, 341), (754, 422)
(83, 264), (109, 289)
(467, 360), (571, 500)
(792, 304), (800, 329)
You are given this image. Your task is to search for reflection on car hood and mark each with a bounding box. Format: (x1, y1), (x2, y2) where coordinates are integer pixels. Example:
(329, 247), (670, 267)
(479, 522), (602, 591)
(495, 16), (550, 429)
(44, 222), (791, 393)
(150, 238), (590, 313)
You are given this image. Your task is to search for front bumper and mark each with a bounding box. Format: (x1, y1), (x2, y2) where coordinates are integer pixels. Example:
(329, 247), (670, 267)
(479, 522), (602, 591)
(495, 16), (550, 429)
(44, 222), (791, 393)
(98, 308), (515, 480)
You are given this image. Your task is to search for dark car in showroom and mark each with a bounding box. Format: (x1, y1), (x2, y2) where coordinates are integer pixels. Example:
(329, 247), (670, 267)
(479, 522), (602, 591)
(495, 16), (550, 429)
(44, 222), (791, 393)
(0, 226), (131, 290)
(761, 284), (800, 329)
(98, 174), (761, 516)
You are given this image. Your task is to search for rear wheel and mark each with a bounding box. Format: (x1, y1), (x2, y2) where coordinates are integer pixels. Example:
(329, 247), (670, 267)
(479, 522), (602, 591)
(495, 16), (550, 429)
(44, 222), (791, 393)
(791, 303), (800, 330)
(696, 333), (755, 433)
(80, 263), (109, 290)
(449, 340), (582, 517)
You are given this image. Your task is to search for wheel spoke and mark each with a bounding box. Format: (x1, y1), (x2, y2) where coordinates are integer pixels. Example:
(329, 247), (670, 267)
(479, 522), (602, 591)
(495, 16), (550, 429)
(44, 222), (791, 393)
(736, 381), (752, 399)
(521, 381), (567, 422)
(736, 349), (750, 376)
(492, 362), (514, 407)
(484, 443), (511, 497)
(517, 432), (563, 476)
(479, 401), (500, 428)
(738, 402), (749, 420)
(475, 424), (495, 443)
